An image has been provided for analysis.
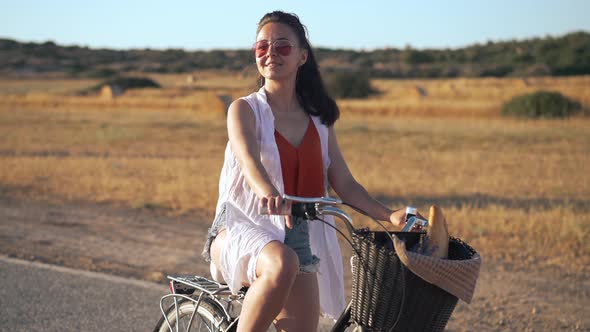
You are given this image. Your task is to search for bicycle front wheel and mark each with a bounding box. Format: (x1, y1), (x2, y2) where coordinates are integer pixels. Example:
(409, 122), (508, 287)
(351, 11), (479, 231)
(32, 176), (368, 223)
(154, 298), (232, 332)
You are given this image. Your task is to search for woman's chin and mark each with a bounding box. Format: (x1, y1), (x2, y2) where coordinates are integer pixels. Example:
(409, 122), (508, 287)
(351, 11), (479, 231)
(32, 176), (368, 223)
(262, 72), (294, 83)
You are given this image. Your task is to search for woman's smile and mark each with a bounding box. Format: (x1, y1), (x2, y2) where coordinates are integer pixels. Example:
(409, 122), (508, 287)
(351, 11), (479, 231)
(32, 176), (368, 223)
(266, 62), (281, 68)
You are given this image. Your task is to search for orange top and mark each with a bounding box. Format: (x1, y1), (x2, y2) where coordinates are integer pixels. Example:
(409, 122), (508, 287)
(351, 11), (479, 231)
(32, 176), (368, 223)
(274, 119), (325, 197)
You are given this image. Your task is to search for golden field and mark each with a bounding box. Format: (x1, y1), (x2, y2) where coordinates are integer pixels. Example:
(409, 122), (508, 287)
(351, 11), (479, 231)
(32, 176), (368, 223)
(0, 73), (588, 277)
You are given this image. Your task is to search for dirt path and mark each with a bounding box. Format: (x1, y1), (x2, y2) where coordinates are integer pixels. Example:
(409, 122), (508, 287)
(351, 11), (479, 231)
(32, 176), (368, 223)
(0, 194), (587, 331)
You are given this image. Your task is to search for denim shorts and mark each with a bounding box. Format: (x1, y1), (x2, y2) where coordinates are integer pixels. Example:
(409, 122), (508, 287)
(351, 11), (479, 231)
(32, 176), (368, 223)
(202, 204), (320, 273)
(284, 216), (320, 273)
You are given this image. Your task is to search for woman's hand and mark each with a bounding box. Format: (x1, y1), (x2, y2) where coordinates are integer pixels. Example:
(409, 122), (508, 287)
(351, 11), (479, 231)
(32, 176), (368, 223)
(389, 207), (427, 230)
(389, 208), (407, 228)
(259, 195), (293, 229)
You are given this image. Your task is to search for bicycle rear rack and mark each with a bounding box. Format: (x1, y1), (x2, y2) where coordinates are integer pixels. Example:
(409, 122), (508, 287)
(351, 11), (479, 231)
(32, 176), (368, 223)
(168, 275), (232, 296)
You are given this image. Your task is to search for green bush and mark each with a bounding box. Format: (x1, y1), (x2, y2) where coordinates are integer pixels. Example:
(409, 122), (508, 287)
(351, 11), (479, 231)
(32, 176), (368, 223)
(79, 76), (160, 96)
(102, 76), (160, 90)
(324, 70), (374, 99)
(501, 91), (581, 118)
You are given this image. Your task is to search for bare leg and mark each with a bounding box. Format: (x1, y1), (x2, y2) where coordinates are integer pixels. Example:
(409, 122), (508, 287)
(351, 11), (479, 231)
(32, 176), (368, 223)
(209, 229), (227, 282)
(211, 234), (300, 332)
(273, 272), (320, 332)
(237, 241), (299, 332)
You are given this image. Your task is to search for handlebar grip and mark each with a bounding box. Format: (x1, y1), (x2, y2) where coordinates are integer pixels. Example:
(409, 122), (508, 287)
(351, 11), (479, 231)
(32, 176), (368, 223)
(258, 202), (318, 219)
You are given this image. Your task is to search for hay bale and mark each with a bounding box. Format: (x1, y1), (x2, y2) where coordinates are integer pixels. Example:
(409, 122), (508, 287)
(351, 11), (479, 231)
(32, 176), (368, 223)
(100, 84), (123, 99)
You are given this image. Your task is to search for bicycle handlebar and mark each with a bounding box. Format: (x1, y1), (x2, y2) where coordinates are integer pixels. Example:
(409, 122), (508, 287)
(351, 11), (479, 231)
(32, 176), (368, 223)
(265, 194), (427, 238)
(283, 194), (343, 206)
(283, 194), (356, 238)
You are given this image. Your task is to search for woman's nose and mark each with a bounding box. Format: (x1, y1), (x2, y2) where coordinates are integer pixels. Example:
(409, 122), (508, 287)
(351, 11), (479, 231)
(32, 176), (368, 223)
(268, 44), (278, 56)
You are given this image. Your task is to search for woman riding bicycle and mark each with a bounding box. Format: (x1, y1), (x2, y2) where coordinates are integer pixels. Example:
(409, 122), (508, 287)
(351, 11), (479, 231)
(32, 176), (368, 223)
(202, 11), (413, 332)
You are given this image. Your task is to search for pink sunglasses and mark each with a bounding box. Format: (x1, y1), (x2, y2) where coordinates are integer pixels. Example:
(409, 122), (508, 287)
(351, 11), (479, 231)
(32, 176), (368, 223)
(252, 39), (295, 58)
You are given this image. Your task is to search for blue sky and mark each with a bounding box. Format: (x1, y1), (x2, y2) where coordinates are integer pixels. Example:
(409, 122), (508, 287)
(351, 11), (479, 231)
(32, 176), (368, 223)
(1, 0), (589, 50)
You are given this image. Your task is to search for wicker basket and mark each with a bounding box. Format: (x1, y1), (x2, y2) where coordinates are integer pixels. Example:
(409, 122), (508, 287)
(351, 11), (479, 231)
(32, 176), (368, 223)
(350, 230), (476, 332)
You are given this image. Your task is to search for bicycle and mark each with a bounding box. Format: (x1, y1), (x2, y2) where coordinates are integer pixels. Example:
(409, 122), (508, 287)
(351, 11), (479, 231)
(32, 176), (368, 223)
(154, 195), (478, 332)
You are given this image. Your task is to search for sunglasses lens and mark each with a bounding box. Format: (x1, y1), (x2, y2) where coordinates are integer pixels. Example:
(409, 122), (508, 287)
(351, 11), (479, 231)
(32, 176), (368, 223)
(274, 41), (292, 56)
(253, 41), (269, 57)
(253, 40), (293, 57)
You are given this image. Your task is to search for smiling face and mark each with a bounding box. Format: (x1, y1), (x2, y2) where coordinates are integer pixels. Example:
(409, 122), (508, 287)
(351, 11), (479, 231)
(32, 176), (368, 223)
(255, 22), (308, 84)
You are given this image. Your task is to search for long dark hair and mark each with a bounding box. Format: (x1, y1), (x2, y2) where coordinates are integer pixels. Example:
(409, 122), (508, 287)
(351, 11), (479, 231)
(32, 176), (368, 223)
(256, 11), (339, 126)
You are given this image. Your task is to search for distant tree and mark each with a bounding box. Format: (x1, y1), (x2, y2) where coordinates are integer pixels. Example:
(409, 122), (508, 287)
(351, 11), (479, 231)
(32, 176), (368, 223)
(480, 65), (513, 77)
(2, 31), (590, 78)
(86, 68), (118, 78)
(0, 38), (20, 50)
(402, 49), (435, 65)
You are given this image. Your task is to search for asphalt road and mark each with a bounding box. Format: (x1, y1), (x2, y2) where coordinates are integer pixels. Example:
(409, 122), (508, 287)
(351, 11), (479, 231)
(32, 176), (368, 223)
(0, 256), (343, 331)
(0, 256), (168, 332)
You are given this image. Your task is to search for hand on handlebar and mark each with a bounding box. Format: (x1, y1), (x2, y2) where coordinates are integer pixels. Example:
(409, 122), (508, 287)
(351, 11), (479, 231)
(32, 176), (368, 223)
(390, 208), (426, 231)
(259, 195), (294, 229)
(389, 208), (407, 228)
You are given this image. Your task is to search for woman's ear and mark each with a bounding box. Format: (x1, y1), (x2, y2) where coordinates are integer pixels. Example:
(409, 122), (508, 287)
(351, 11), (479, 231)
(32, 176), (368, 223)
(299, 48), (308, 67)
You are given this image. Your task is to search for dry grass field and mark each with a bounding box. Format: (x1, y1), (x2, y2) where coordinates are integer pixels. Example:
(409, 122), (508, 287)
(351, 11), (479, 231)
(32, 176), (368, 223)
(1, 73), (589, 276)
(0, 74), (589, 329)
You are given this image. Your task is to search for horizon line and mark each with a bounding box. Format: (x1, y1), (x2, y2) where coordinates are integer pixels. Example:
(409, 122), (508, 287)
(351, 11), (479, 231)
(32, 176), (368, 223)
(1, 29), (587, 53)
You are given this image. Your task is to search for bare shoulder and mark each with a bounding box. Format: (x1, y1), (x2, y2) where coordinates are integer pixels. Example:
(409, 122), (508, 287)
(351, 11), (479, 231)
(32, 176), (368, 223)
(228, 99), (254, 117)
(227, 98), (256, 131)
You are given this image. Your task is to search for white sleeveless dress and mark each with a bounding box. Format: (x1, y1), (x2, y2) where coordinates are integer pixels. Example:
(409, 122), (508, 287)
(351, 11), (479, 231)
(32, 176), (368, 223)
(214, 87), (345, 319)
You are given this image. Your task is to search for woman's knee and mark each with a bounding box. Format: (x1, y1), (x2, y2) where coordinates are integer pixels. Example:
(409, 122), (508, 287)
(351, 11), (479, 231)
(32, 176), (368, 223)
(256, 242), (299, 285)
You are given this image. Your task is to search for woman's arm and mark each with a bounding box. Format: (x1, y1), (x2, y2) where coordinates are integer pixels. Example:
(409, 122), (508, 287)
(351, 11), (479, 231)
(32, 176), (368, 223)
(227, 99), (289, 219)
(327, 126), (406, 227)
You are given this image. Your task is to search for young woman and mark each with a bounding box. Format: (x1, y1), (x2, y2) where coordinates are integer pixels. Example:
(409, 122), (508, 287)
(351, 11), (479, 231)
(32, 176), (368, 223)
(202, 11), (411, 332)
